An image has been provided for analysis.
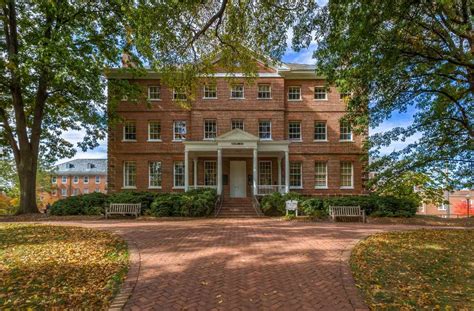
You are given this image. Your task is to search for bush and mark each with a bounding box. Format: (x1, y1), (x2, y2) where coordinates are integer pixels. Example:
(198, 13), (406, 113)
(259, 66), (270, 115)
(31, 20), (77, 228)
(300, 198), (326, 217)
(50, 192), (108, 215)
(260, 192), (303, 216)
(148, 188), (217, 217)
(108, 191), (159, 213)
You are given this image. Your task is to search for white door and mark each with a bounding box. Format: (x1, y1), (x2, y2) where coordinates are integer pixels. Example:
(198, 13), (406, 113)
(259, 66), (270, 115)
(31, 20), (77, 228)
(230, 161), (246, 198)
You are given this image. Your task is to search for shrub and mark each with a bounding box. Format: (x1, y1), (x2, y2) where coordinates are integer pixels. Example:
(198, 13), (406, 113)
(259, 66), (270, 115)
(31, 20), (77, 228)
(148, 188), (217, 217)
(50, 192), (108, 215)
(260, 192), (303, 216)
(108, 191), (159, 213)
(300, 198), (326, 217)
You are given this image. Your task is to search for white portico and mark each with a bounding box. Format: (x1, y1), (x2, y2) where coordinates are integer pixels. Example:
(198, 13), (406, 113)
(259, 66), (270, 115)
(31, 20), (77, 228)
(183, 129), (290, 197)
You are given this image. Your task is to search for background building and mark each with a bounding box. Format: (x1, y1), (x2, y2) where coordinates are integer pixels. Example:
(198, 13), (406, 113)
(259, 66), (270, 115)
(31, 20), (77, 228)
(418, 189), (474, 218)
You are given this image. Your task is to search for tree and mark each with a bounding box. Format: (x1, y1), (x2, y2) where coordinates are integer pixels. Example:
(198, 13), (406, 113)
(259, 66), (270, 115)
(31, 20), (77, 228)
(290, 0), (473, 188)
(1, 1), (127, 213)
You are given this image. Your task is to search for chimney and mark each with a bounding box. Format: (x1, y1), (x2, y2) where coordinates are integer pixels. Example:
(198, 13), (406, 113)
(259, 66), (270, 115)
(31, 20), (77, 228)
(121, 52), (135, 68)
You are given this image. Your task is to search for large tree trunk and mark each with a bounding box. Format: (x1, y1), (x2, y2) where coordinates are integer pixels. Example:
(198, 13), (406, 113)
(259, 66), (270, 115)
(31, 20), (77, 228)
(16, 154), (39, 214)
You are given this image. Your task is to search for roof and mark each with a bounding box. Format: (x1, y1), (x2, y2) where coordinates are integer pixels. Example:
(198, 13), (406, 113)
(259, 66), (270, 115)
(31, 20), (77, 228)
(283, 63), (316, 71)
(54, 159), (107, 175)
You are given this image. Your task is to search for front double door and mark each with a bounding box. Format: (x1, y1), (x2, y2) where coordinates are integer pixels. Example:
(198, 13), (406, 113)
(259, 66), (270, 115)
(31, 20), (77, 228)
(229, 161), (247, 198)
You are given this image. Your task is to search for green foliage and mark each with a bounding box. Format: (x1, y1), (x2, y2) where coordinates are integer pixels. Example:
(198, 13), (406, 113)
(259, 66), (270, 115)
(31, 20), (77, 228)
(260, 192), (302, 216)
(148, 188), (217, 217)
(108, 191), (159, 211)
(49, 192), (108, 216)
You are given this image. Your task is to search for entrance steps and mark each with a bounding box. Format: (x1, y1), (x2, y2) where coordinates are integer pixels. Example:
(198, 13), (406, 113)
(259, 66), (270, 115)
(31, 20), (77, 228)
(216, 197), (262, 218)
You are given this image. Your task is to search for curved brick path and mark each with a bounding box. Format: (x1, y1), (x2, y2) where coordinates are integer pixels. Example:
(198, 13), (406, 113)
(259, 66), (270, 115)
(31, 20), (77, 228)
(39, 219), (410, 310)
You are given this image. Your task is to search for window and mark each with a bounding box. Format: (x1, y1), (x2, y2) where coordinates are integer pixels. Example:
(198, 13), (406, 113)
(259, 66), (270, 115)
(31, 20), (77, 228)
(67, 163), (75, 169)
(83, 176), (89, 184)
(72, 188), (79, 196)
(203, 84), (217, 99)
(259, 161), (272, 185)
(61, 188), (67, 197)
(123, 161), (136, 188)
(73, 176), (79, 184)
(231, 119), (244, 130)
(123, 121), (137, 141)
(288, 121), (302, 141)
(204, 161), (217, 186)
(340, 162), (353, 188)
(173, 88), (187, 100)
(51, 189), (57, 196)
(173, 121), (187, 141)
(148, 86), (161, 100)
(314, 87), (327, 100)
(62, 176), (67, 183)
(258, 121), (272, 140)
(149, 161), (162, 188)
(51, 176), (57, 184)
(288, 86), (301, 101)
(230, 84), (244, 99)
(438, 203), (448, 211)
(95, 188), (100, 193)
(257, 84), (271, 99)
(340, 121), (353, 141)
(173, 161), (185, 188)
(314, 162), (328, 188)
(83, 188), (89, 194)
(95, 176), (100, 184)
(314, 121), (327, 141)
(204, 120), (217, 140)
(148, 121), (161, 141)
(289, 162), (302, 188)
(87, 163), (96, 169)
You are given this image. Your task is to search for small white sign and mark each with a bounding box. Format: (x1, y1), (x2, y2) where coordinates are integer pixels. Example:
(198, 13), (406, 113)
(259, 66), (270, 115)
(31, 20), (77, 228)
(285, 200), (298, 216)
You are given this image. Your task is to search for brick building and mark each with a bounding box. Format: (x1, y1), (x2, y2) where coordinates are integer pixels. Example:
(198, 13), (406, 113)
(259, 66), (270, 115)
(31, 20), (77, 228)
(106, 60), (367, 206)
(49, 159), (107, 202)
(418, 189), (474, 218)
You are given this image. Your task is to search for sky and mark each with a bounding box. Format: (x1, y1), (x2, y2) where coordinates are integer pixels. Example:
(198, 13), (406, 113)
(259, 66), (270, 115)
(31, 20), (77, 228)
(58, 44), (416, 164)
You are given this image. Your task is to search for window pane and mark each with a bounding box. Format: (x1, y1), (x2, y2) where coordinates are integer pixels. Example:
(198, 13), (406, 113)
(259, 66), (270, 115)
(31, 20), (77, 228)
(340, 121), (352, 140)
(288, 121), (301, 140)
(340, 162), (353, 187)
(173, 121), (187, 141)
(124, 122), (136, 140)
(258, 85), (271, 99)
(204, 161), (217, 186)
(173, 88), (187, 100)
(231, 85), (244, 98)
(314, 121), (327, 140)
(231, 119), (244, 130)
(289, 162), (302, 187)
(314, 87), (327, 100)
(148, 86), (161, 100)
(288, 86), (301, 100)
(124, 161), (136, 187)
(259, 161), (272, 185)
(204, 120), (217, 139)
(149, 161), (162, 187)
(315, 162), (327, 188)
(259, 121), (272, 140)
(204, 84), (217, 98)
(148, 121), (161, 140)
(174, 161), (185, 187)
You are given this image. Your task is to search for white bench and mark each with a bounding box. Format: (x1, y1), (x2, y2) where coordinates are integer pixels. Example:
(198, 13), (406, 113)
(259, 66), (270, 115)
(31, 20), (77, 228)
(105, 203), (141, 219)
(328, 206), (365, 222)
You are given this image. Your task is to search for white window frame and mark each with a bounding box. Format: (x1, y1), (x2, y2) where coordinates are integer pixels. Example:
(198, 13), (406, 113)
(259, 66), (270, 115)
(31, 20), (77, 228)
(148, 121), (162, 141)
(314, 121), (328, 141)
(123, 121), (137, 141)
(340, 162), (354, 189)
(61, 176), (67, 184)
(314, 86), (328, 100)
(148, 86), (161, 101)
(173, 121), (187, 141)
(95, 188), (100, 193)
(231, 119), (244, 130)
(73, 176), (79, 184)
(173, 161), (185, 189)
(314, 162), (328, 189)
(204, 161), (217, 186)
(289, 162), (303, 189)
(61, 188), (67, 197)
(83, 188), (89, 194)
(149, 161), (162, 189)
(258, 120), (272, 140)
(95, 175), (100, 184)
(230, 84), (244, 99)
(173, 88), (187, 100)
(83, 176), (89, 184)
(340, 121), (353, 141)
(51, 176), (57, 184)
(288, 86), (302, 101)
(123, 161), (137, 189)
(288, 121), (302, 141)
(72, 188), (79, 196)
(204, 119), (217, 140)
(257, 84), (272, 99)
(203, 84), (217, 99)
(258, 161), (272, 186)
(438, 203), (448, 211)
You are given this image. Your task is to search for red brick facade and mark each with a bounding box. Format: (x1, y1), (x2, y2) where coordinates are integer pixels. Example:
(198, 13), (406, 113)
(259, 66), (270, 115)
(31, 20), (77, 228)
(107, 63), (367, 197)
(418, 189), (474, 218)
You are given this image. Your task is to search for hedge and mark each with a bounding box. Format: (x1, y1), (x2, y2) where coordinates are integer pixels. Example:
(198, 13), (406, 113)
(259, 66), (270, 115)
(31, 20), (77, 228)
(49, 188), (217, 217)
(260, 193), (418, 218)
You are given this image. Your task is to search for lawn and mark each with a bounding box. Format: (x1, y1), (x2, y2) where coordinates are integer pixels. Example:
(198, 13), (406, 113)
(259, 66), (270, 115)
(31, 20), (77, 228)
(351, 229), (474, 310)
(0, 224), (128, 309)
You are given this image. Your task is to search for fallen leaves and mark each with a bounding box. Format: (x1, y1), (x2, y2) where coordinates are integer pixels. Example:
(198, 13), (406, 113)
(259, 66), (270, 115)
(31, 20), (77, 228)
(0, 224), (128, 309)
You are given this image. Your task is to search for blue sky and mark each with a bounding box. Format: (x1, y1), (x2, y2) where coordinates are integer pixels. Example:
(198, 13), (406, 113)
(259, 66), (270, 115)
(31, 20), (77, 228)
(59, 45), (415, 164)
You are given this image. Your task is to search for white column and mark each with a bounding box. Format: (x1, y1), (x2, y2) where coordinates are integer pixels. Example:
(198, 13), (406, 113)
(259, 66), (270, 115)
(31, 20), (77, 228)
(253, 148), (258, 195)
(193, 158), (198, 188)
(284, 150), (289, 193)
(217, 149), (222, 195)
(278, 156), (282, 192)
(184, 150), (189, 191)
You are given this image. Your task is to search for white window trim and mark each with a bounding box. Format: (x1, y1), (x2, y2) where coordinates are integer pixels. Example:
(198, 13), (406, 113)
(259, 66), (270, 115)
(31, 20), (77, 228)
(288, 86), (302, 101)
(289, 162), (303, 189)
(147, 86), (162, 101)
(95, 176), (100, 184)
(61, 189), (67, 197)
(230, 85), (245, 99)
(147, 121), (162, 142)
(203, 119), (217, 141)
(339, 121), (353, 142)
(204, 160), (217, 186)
(83, 176), (89, 184)
(148, 161), (162, 189)
(314, 86), (328, 101)
(259, 121), (272, 141)
(203, 85), (218, 99)
(438, 203), (448, 211)
(172, 88), (187, 101)
(231, 119), (245, 131)
(51, 177), (57, 184)
(173, 161), (185, 189)
(314, 122), (328, 142)
(122, 162), (137, 189)
(340, 162), (354, 189)
(314, 162), (328, 189)
(258, 161), (272, 185)
(288, 121), (302, 142)
(122, 122), (137, 142)
(173, 121), (187, 142)
(257, 84), (272, 100)
(73, 176), (79, 184)
(61, 176), (67, 184)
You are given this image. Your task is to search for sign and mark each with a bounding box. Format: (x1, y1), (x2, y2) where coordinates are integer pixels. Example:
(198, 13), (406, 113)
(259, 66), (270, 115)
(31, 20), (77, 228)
(285, 200), (298, 216)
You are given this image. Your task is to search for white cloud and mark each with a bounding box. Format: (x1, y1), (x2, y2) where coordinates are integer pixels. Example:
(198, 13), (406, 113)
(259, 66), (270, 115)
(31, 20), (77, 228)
(57, 129), (107, 164)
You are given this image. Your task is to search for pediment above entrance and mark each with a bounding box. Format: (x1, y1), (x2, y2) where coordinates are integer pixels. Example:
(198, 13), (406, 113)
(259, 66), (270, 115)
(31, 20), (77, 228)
(216, 129), (259, 142)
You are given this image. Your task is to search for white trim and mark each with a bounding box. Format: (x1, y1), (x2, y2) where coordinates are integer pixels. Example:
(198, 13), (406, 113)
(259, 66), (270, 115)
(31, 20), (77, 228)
(148, 186), (162, 189)
(340, 162), (354, 189)
(147, 139), (162, 142)
(288, 86), (302, 101)
(288, 121), (302, 141)
(258, 120), (272, 140)
(123, 121), (137, 141)
(123, 161), (136, 188)
(121, 186), (137, 190)
(289, 162), (303, 189)
(147, 85), (161, 101)
(257, 84), (272, 99)
(148, 161), (162, 189)
(230, 84), (245, 99)
(313, 86), (328, 101)
(314, 161), (328, 189)
(258, 160), (273, 186)
(173, 120), (187, 141)
(203, 84), (218, 99)
(148, 121), (161, 141)
(203, 119), (217, 140)
(83, 176), (89, 184)
(73, 176), (79, 184)
(339, 139), (354, 142)
(314, 121), (328, 141)
(203, 160), (217, 186)
(173, 161), (185, 188)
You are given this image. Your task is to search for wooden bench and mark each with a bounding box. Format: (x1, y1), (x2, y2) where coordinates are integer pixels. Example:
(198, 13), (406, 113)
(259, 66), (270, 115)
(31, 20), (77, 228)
(105, 203), (141, 219)
(328, 206), (365, 222)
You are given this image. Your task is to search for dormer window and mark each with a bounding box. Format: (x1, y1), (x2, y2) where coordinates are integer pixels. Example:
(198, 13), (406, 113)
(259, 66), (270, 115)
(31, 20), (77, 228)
(87, 163), (96, 169)
(67, 163), (75, 169)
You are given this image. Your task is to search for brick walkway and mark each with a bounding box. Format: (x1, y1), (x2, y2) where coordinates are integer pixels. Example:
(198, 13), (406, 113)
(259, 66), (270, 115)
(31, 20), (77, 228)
(41, 219), (408, 310)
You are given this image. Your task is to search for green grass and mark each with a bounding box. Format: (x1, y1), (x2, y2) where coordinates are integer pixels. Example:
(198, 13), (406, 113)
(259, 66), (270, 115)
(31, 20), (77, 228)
(351, 229), (474, 310)
(0, 224), (129, 309)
